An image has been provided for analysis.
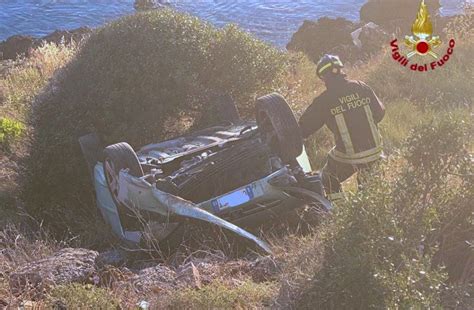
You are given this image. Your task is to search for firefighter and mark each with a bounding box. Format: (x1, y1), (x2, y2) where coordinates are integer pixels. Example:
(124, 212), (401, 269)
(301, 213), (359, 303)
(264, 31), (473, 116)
(299, 54), (385, 203)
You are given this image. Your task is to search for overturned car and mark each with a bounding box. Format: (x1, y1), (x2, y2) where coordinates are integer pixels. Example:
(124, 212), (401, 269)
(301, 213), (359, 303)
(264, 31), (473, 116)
(80, 93), (331, 254)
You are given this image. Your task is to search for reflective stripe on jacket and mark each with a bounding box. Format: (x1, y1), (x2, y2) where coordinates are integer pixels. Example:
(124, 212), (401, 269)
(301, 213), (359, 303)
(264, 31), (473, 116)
(299, 78), (385, 164)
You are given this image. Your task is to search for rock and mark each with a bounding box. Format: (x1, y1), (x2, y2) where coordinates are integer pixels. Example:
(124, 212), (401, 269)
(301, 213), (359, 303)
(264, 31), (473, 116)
(360, 0), (441, 33)
(350, 22), (387, 60)
(0, 35), (37, 60)
(41, 27), (92, 45)
(0, 27), (91, 61)
(9, 248), (98, 296)
(130, 264), (176, 293)
(176, 262), (202, 288)
(287, 18), (387, 64)
(95, 248), (128, 268)
(286, 17), (357, 62)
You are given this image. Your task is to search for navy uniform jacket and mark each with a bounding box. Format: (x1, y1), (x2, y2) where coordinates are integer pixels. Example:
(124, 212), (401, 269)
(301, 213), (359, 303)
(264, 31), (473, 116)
(299, 78), (385, 164)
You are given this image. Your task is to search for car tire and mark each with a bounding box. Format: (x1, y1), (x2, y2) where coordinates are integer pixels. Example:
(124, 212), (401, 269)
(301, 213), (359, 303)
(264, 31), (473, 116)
(256, 93), (303, 163)
(104, 142), (143, 178)
(103, 142), (144, 230)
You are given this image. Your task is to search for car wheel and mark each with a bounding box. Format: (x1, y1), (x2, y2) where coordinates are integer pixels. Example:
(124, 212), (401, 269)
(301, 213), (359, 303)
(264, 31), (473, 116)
(256, 93), (303, 163)
(103, 142), (144, 230)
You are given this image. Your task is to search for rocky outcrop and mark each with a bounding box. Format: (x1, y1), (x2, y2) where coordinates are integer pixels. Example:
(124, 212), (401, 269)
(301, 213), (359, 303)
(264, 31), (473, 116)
(9, 248), (98, 296)
(360, 0), (441, 33)
(286, 17), (357, 62)
(286, 0), (455, 64)
(0, 27), (92, 60)
(7, 245), (279, 302)
(287, 17), (387, 64)
(0, 35), (36, 60)
(351, 22), (387, 57)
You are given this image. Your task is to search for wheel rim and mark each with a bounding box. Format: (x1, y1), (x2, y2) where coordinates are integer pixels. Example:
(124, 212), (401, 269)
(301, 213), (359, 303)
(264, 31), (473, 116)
(104, 159), (120, 201)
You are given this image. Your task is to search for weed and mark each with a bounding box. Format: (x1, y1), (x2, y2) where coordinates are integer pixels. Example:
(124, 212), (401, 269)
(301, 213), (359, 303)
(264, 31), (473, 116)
(46, 284), (120, 309)
(0, 117), (24, 151)
(166, 279), (277, 309)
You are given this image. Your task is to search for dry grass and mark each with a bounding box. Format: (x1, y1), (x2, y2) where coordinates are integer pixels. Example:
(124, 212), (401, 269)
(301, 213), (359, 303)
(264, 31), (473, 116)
(0, 43), (76, 223)
(165, 279), (278, 309)
(0, 224), (62, 306)
(0, 43), (76, 118)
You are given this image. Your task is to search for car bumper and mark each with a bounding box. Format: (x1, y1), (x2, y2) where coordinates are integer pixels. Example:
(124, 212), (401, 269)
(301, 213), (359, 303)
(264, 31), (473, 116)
(93, 161), (327, 253)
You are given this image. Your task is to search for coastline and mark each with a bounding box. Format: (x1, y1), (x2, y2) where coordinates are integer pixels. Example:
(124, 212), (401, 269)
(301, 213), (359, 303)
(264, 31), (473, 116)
(1, 0), (464, 63)
(0, 0), (466, 43)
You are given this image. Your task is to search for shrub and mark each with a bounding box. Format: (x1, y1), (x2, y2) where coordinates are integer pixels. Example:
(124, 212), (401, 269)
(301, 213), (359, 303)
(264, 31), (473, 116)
(296, 172), (449, 308)
(166, 280), (277, 309)
(25, 10), (287, 237)
(46, 284), (120, 309)
(402, 113), (473, 287)
(0, 117), (25, 151)
(292, 113), (472, 309)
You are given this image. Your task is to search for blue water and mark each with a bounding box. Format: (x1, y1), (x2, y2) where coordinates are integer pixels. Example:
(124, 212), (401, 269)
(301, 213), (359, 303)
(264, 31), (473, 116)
(0, 0), (468, 46)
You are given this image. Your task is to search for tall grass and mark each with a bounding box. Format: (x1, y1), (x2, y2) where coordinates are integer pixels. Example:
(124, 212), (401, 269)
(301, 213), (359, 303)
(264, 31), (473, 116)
(0, 224), (62, 306)
(0, 43), (76, 226)
(378, 99), (432, 152)
(0, 43), (76, 118)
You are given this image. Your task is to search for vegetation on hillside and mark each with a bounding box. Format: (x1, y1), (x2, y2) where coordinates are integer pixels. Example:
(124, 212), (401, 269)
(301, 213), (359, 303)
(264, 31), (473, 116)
(0, 43), (76, 225)
(293, 115), (472, 309)
(0, 7), (472, 309)
(23, 9), (287, 238)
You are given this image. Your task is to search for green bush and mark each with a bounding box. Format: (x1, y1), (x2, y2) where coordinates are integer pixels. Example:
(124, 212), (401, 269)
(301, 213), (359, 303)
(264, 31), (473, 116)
(46, 284), (120, 309)
(0, 117), (25, 150)
(294, 113), (472, 309)
(167, 280), (277, 309)
(25, 9), (287, 236)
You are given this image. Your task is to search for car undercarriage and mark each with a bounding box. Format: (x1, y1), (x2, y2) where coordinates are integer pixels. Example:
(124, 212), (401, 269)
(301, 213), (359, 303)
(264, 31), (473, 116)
(80, 93), (331, 254)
